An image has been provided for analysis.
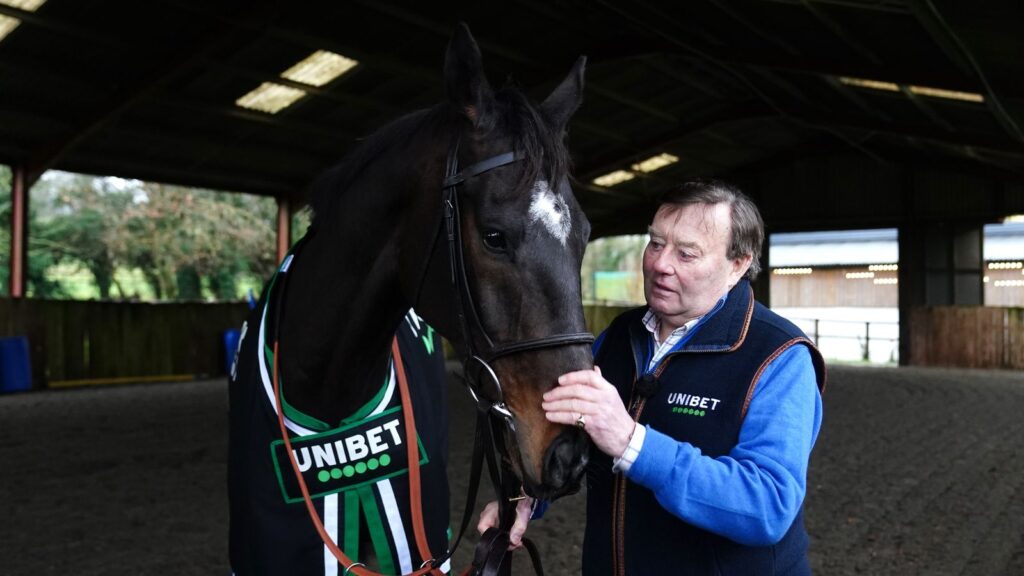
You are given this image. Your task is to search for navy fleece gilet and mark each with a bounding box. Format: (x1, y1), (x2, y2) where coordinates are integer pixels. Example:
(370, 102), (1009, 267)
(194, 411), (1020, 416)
(584, 280), (825, 576)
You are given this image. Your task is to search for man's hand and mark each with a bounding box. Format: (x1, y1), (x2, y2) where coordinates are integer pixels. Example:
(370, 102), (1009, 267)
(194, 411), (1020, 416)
(543, 367), (636, 458)
(476, 497), (535, 550)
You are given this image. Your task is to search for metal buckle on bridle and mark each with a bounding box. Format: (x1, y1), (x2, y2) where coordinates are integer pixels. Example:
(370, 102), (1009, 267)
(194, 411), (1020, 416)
(462, 355), (515, 425)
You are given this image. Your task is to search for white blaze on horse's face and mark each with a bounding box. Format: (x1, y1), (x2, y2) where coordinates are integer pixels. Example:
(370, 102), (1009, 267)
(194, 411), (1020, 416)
(528, 180), (571, 245)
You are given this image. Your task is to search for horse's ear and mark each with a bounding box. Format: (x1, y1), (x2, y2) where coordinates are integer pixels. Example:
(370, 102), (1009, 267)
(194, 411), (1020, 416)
(541, 56), (586, 132)
(444, 22), (493, 126)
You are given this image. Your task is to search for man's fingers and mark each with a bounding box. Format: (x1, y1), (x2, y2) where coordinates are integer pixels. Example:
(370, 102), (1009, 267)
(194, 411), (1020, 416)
(476, 501), (500, 534)
(508, 498), (533, 546)
(544, 409), (592, 427)
(543, 383), (596, 403)
(557, 368), (611, 390)
(541, 397), (597, 415)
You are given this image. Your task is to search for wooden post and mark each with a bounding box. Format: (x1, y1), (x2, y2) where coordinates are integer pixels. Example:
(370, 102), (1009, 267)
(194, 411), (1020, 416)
(276, 196), (291, 264)
(9, 165), (27, 298)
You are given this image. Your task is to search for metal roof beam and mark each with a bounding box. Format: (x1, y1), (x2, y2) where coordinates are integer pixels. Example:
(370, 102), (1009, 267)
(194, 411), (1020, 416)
(824, 76), (892, 121)
(706, 0), (803, 56)
(578, 100), (771, 177)
(58, 154), (298, 197)
(799, 0), (884, 65)
(155, 98), (354, 141)
(0, 3), (127, 52)
(761, 0), (911, 15)
(582, 30), (1013, 99)
(348, 1), (680, 124)
(19, 16), (250, 184)
(899, 85), (955, 133)
(158, 0), (440, 87)
(791, 111), (1024, 154)
(908, 1), (1024, 143)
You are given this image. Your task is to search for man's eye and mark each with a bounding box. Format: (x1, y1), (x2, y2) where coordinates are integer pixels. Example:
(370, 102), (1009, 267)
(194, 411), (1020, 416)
(483, 230), (507, 251)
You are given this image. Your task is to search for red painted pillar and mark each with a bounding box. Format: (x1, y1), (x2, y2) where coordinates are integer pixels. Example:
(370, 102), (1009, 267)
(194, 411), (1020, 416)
(9, 165), (27, 298)
(276, 196), (291, 264)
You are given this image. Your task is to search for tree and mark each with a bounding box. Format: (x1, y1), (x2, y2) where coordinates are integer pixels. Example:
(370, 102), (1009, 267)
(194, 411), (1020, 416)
(22, 171), (278, 302)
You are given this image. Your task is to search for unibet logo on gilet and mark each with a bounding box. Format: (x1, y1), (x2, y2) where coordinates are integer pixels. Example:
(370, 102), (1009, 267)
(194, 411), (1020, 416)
(270, 406), (428, 503)
(667, 393), (721, 418)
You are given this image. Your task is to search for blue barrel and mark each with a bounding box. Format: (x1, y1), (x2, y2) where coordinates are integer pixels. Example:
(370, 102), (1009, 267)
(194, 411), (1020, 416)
(0, 336), (32, 393)
(223, 329), (242, 376)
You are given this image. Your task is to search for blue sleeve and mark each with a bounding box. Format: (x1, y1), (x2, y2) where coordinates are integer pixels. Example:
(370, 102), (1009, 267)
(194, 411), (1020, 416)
(592, 329), (607, 357)
(624, 344), (823, 546)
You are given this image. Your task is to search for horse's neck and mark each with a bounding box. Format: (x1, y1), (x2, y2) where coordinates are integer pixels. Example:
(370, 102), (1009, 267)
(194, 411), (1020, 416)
(276, 228), (408, 425)
(274, 116), (451, 425)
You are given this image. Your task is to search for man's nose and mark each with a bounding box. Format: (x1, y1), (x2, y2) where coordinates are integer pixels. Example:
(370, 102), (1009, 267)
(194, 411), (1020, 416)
(653, 248), (674, 274)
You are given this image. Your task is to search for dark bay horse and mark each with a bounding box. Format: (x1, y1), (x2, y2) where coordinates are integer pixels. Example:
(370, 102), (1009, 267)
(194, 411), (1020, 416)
(229, 24), (591, 575)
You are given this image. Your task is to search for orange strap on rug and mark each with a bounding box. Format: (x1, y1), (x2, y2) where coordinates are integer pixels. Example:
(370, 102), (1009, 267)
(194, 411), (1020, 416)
(273, 339), (443, 576)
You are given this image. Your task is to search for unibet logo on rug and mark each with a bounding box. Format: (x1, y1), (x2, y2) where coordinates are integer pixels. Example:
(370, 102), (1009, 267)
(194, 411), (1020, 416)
(271, 406), (428, 503)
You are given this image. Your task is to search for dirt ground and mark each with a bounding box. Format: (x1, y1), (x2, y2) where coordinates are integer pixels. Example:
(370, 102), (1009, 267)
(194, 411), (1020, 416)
(2, 364), (1024, 575)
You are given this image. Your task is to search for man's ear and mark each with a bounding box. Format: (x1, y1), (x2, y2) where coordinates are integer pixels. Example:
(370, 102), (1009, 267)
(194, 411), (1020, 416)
(731, 254), (754, 284)
(444, 22), (493, 126)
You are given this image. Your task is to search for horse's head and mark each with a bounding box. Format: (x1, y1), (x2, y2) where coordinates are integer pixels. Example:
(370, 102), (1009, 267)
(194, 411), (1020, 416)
(424, 24), (592, 500)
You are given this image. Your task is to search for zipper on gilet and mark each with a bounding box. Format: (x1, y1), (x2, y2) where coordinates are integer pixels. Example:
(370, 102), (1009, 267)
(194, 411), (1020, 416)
(611, 355), (675, 576)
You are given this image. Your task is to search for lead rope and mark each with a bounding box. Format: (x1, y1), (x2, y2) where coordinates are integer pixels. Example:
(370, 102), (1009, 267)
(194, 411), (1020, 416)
(273, 339), (442, 576)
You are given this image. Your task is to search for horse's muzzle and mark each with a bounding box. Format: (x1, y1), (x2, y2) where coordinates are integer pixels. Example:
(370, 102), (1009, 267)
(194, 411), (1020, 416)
(537, 427), (590, 500)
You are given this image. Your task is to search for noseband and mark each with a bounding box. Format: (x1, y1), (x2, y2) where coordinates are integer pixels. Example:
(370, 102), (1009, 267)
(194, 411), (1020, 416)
(440, 141), (594, 423)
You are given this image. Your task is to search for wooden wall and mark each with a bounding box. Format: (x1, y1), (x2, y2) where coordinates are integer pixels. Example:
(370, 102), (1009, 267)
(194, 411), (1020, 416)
(771, 267), (899, 308)
(910, 306), (1024, 370)
(0, 298), (249, 388)
(4, 298), (1019, 390)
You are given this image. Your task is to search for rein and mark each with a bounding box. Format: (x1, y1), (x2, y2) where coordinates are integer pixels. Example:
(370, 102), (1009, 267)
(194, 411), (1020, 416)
(269, 240), (443, 576)
(273, 340), (441, 576)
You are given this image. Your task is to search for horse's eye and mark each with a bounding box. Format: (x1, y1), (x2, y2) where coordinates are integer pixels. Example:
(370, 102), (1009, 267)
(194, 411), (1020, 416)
(482, 230), (507, 252)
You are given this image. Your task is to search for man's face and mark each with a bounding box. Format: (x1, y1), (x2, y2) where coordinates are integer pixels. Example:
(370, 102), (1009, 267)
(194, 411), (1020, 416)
(642, 202), (751, 330)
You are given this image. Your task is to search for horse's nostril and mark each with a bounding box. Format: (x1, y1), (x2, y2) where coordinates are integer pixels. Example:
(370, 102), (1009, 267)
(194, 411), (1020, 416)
(542, 429), (589, 494)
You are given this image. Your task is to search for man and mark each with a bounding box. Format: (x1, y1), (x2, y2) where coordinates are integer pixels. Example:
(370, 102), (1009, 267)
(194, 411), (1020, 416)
(542, 178), (826, 575)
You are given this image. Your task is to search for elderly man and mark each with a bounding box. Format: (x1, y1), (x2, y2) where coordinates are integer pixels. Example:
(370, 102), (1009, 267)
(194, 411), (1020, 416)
(543, 178), (826, 575)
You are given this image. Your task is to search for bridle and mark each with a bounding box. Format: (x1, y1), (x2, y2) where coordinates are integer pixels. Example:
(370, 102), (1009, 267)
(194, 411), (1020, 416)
(438, 139), (593, 576)
(440, 139), (594, 426)
(271, 138), (593, 576)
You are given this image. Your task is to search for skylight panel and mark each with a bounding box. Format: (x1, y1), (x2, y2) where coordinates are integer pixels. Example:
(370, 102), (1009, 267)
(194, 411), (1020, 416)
(236, 82), (307, 114)
(0, 0), (46, 43)
(0, 0), (47, 10)
(838, 76), (899, 92)
(907, 85), (984, 103)
(281, 50), (358, 87)
(592, 170), (636, 187)
(838, 76), (984, 103)
(631, 153), (679, 173)
(0, 16), (18, 42)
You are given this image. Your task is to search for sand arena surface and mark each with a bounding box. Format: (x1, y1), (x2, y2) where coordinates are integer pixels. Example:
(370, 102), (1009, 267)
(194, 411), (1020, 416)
(2, 364), (1024, 575)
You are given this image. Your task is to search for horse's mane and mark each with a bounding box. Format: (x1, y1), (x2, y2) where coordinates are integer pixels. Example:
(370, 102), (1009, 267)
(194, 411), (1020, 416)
(308, 83), (571, 230)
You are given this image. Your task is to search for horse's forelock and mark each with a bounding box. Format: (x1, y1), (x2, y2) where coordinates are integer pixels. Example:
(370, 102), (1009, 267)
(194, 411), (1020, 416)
(491, 86), (572, 197)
